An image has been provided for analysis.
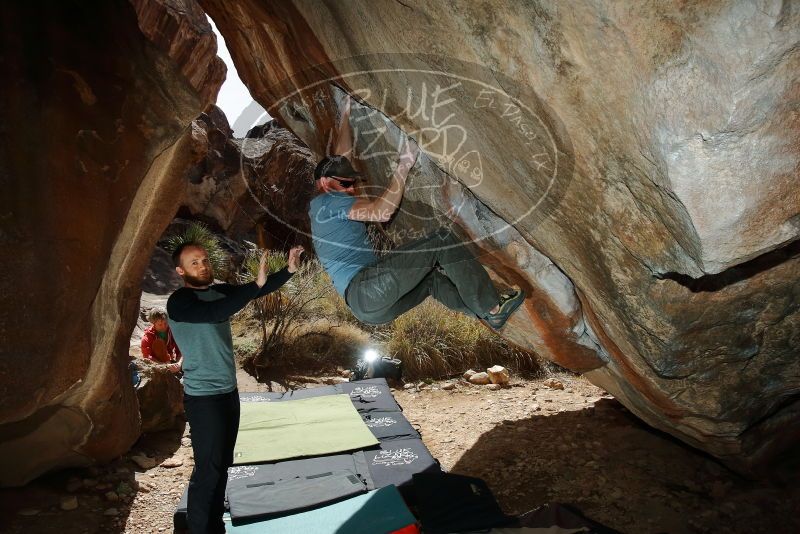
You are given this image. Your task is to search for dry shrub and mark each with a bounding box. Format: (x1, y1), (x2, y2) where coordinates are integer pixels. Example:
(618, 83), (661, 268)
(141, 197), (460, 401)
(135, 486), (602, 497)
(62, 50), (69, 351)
(233, 248), (553, 382)
(236, 251), (370, 379)
(239, 252), (335, 366)
(279, 319), (370, 373)
(236, 316), (370, 378)
(299, 272), (352, 325)
(376, 299), (547, 381)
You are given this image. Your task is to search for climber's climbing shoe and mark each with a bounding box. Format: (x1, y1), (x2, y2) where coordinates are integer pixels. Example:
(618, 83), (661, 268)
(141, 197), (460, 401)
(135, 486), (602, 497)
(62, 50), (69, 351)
(484, 289), (526, 330)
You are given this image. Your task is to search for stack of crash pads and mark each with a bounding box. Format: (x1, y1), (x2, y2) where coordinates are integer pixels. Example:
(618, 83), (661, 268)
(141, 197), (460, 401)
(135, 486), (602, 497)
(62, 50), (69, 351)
(175, 378), (439, 531)
(174, 378), (617, 533)
(223, 485), (419, 534)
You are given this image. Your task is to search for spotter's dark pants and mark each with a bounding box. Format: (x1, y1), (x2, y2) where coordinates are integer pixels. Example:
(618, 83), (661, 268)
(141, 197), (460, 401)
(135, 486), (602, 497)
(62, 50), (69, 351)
(183, 389), (240, 534)
(346, 228), (500, 324)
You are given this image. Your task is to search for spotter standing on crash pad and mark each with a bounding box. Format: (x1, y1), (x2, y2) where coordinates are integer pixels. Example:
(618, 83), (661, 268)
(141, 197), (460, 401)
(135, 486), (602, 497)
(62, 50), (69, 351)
(310, 95), (525, 328)
(167, 242), (303, 534)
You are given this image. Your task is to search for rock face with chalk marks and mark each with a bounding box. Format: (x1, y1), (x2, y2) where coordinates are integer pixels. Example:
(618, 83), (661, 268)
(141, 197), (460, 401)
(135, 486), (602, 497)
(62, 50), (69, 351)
(200, 0), (800, 469)
(0, 0), (797, 486)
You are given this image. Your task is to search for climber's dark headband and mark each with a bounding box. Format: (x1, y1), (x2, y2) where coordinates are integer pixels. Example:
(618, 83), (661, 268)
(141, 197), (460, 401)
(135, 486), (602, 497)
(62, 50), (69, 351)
(313, 155), (363, 182)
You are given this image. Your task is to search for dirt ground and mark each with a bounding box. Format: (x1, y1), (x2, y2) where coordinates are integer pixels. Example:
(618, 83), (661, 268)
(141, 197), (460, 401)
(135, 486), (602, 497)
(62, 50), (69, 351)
(395, 378), (800, 534)
(2, 373), (799, 534)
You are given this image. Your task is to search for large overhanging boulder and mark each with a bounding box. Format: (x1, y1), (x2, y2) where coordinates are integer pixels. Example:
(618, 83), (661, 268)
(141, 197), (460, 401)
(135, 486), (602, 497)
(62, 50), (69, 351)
(0, 0), (223, 486)
(200, 0), (800, 468)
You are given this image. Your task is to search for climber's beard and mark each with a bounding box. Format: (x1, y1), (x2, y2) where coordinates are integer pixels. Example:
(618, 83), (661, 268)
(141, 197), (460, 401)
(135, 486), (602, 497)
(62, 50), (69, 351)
(183, 271), (213, 287)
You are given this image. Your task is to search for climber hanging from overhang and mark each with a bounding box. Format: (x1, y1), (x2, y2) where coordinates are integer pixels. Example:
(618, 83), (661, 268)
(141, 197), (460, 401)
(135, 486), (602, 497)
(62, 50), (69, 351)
(309, 95), (525, 328)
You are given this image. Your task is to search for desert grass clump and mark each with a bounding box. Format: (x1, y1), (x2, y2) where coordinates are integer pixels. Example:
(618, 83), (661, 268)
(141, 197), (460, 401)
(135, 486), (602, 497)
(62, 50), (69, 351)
(377, 298), (545, 381)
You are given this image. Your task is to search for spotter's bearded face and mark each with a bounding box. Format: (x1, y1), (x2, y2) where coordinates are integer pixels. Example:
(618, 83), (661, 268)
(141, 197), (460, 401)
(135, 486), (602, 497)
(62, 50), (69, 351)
(176, 245), (213, 287)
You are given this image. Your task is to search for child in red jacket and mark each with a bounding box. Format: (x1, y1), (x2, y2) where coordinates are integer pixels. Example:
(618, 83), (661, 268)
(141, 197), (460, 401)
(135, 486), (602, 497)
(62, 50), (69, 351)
(141, 307), (182, 373)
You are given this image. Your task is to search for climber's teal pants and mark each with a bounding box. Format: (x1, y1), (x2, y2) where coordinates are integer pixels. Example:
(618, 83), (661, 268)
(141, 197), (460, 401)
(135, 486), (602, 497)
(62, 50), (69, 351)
(345, 228), (499, 324)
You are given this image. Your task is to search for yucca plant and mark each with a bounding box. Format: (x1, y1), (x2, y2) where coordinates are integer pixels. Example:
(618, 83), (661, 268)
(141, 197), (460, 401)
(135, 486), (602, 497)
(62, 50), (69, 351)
(164, 222), (228, 278)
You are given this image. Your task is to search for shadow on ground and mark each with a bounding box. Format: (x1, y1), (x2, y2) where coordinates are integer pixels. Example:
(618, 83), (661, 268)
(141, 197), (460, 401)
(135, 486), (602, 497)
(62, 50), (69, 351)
(449, 398), (800, 534)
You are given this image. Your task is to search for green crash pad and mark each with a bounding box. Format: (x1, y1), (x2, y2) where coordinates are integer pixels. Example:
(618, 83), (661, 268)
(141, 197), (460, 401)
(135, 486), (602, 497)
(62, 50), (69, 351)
(223, 485), (417, 534)
(233, 394), (379, 465)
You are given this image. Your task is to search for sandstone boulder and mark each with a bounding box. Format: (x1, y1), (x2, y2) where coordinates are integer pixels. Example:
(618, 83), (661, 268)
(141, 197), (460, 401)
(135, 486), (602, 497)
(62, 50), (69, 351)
(487, 366), (510, 386)
(135, 361), (184, 433)
(469, 372), (491, 386)
(60, 496), (78, 511)
(0, 0), (222, 486)
(200, 0), (800, 468)
(130, 455), (158, 470)
(159, 457), (184, 468)
(544, 378), (565, 391)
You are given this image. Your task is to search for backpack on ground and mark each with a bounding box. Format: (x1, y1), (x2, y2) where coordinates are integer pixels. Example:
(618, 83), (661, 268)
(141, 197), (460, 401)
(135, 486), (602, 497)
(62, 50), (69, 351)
(352, 357), (402, 381)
